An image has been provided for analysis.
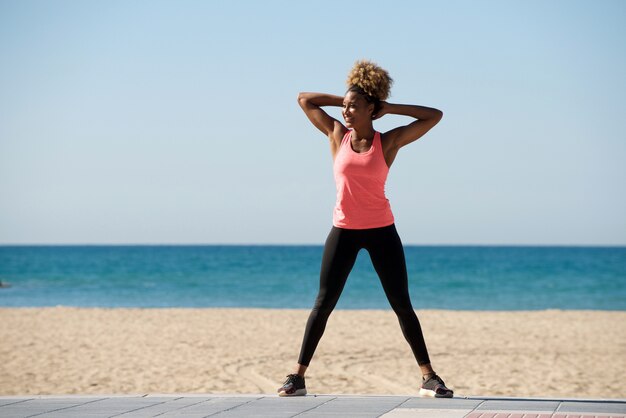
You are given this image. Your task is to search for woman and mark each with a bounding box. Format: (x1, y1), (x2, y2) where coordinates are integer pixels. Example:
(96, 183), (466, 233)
(278, 60), (453, 398)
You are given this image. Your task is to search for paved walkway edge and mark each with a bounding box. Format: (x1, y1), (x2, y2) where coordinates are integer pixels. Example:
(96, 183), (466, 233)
(0, 394), (624, 418)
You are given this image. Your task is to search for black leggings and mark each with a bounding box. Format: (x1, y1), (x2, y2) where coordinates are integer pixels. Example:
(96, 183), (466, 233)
(298, 224), (431, 367)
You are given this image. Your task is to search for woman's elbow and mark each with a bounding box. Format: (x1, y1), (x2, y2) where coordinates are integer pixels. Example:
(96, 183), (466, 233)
(430, 109), (443, 125)
(297, 92), (311, 109)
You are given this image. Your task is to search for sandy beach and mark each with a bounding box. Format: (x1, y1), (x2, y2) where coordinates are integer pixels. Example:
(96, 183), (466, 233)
(0, 308), (624, 398)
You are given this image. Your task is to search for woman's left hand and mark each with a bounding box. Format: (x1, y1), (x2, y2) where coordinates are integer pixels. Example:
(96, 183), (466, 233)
(372, 101), (389, 120)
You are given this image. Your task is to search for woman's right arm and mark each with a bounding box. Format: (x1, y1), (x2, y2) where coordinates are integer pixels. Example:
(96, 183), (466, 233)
(297, 92), (347, 142)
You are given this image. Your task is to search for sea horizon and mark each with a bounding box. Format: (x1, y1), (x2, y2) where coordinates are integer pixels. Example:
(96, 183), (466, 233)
(1, 244), (625, 311)
(2, 243), (625, 248)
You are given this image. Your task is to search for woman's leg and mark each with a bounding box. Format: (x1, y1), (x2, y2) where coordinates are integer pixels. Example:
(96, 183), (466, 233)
(297, 227), (360, 369)
(366, 225), (431, 367)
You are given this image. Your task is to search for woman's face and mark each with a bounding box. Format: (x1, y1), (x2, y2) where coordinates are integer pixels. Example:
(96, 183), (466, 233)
(342, 91), (374, 128)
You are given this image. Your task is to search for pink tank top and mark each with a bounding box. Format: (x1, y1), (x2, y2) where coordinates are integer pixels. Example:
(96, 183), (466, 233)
(333, 130), (395, 229)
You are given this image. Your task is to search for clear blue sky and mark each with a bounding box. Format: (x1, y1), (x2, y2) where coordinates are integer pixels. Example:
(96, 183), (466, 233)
(1, 0), (625, 245)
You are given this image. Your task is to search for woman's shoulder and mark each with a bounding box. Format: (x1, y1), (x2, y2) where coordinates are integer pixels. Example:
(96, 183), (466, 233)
(332, 127), (351, 144)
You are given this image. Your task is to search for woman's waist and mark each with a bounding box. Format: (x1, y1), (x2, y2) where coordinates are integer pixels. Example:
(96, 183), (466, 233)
(332, 203), (394, 229)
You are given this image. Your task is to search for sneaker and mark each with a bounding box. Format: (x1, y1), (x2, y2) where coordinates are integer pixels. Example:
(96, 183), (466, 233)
(419, 373), (453, 398)
(277, 374), (307, 397)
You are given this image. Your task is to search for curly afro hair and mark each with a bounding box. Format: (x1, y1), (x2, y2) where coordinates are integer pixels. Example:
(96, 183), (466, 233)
(346, 59), (393, 101)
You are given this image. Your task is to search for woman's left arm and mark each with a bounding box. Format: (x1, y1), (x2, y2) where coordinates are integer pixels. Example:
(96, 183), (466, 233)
(376, 102), (443, 150)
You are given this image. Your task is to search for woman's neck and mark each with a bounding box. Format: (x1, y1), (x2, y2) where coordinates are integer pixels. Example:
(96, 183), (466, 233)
(350, 125), (376, 141)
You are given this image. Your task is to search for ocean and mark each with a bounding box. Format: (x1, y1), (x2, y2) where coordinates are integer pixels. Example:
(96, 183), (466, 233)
(0, 245), (625, 310)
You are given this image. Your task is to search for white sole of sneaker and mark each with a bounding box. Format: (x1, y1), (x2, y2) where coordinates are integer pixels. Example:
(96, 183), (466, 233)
(278, 388), (307, 397)
(418, 388), (453, 398)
